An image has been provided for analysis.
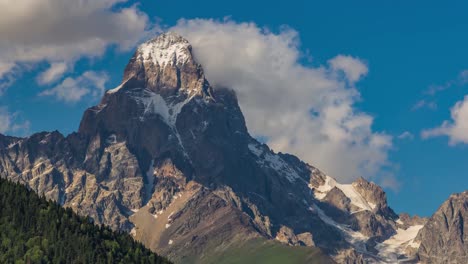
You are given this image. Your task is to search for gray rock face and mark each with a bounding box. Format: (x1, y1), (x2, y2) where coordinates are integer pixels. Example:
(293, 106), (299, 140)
(352, 177), (397, 219)
(0, 32), (465, 263)
(416, 191), (468, 264)
(398, 213), (427, 228)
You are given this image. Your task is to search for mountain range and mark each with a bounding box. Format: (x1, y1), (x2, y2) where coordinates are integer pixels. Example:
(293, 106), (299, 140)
(0, 32), (466, 264)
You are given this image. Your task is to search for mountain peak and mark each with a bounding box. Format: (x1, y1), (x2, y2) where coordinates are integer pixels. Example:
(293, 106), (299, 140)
(150, 31), (188, 42)
(108, 31), (211, 99)
(138, 32), (192, 67)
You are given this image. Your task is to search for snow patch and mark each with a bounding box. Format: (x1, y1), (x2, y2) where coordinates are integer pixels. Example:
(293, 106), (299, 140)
(133, 91), (170, 123)
(165, 224), (171, 229)
(338, 183), (374, 212)
(39, 133), (52, 145)
(168, 240), (173, 245)
(107, 82), (125, 94)
(7, 142), (17, 149)
(313, 203), (369, 253)
(375, 225), (424, 263)
(248, 143), (263, 157)
(248, 143), (302, 183)
(132, 89), (196, 161)
(139, 33), (191, 67)
(311, 175), (375, 212)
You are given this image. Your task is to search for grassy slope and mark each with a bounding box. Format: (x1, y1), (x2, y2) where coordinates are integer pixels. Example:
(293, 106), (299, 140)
(182, 238), (335, 264)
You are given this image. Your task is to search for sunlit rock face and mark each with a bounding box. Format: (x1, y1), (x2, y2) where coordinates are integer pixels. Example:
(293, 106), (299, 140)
(415, 191), (468, 264)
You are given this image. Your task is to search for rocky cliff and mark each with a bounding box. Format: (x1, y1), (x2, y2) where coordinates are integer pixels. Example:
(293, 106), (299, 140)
(0, 32), (465, 264)
(415, 191), (467, 263)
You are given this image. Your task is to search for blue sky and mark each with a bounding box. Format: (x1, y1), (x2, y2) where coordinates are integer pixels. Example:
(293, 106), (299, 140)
(1, 0), (468, 216)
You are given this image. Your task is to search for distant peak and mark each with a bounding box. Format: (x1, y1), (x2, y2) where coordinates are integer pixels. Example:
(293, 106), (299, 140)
(137, 31), (192, 67)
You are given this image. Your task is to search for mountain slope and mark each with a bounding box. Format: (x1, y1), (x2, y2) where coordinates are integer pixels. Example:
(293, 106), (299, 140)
(198, 238), (332, 264)
(415, 191), (468, 263)
(0, 32), (465, 263)
(0, 178), (170, 264)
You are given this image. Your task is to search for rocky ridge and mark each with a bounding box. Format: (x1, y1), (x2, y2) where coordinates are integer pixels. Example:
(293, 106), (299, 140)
(415, 191), (467, 263)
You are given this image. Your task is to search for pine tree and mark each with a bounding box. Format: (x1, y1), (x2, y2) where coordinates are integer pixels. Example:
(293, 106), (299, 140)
(0, 178), (171, 264)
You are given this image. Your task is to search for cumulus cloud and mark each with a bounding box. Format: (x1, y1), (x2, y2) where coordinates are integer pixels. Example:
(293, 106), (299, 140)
(328, 55), (368, 84)
(39, 71), (109, 103)
(0, 0), (153, 88)
(398, 131), (414, 140)
(0, 108), (30, 135)
(422, 95), (468, 145)
(36, 62), (69, 85)
(171, 19), (392, 183)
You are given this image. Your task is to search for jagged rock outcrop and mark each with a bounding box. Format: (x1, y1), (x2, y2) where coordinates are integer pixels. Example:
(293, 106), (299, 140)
(352, 177), (398, 219)
(398, 213), (427, 228)
(0, 32), (465, 263)
(416, 191), (468, 264)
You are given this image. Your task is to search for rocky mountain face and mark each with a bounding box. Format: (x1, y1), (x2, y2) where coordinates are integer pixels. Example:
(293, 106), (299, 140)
(0, 32), (466, 263)
(415, 191), (467, 263)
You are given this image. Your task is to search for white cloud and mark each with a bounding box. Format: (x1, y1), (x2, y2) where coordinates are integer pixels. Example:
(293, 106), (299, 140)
(39, 71), (109, 103)
(171, 19), (392, 183)
(378, 173), (401, 192)
(0, 0), (153, 88)
(412, 99), (437, 111)
(36, 62), (68, 85)
(0, 108), (30, 135)
(414, 69), (468, 111)
(0, 62), (13, 78)
(398, 131), (414, 140)
(422, 95), (468, 145)
(0, 63), (19, 94)
(328, 55), (368, 84)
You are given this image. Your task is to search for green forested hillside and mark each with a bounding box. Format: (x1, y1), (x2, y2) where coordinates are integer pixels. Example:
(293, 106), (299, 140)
(0, 178), (171, 264)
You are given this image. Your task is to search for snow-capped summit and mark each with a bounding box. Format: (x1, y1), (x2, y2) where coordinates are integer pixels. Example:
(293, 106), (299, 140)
(138, 32), (193, 67)
(108, 32), (211, 99)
